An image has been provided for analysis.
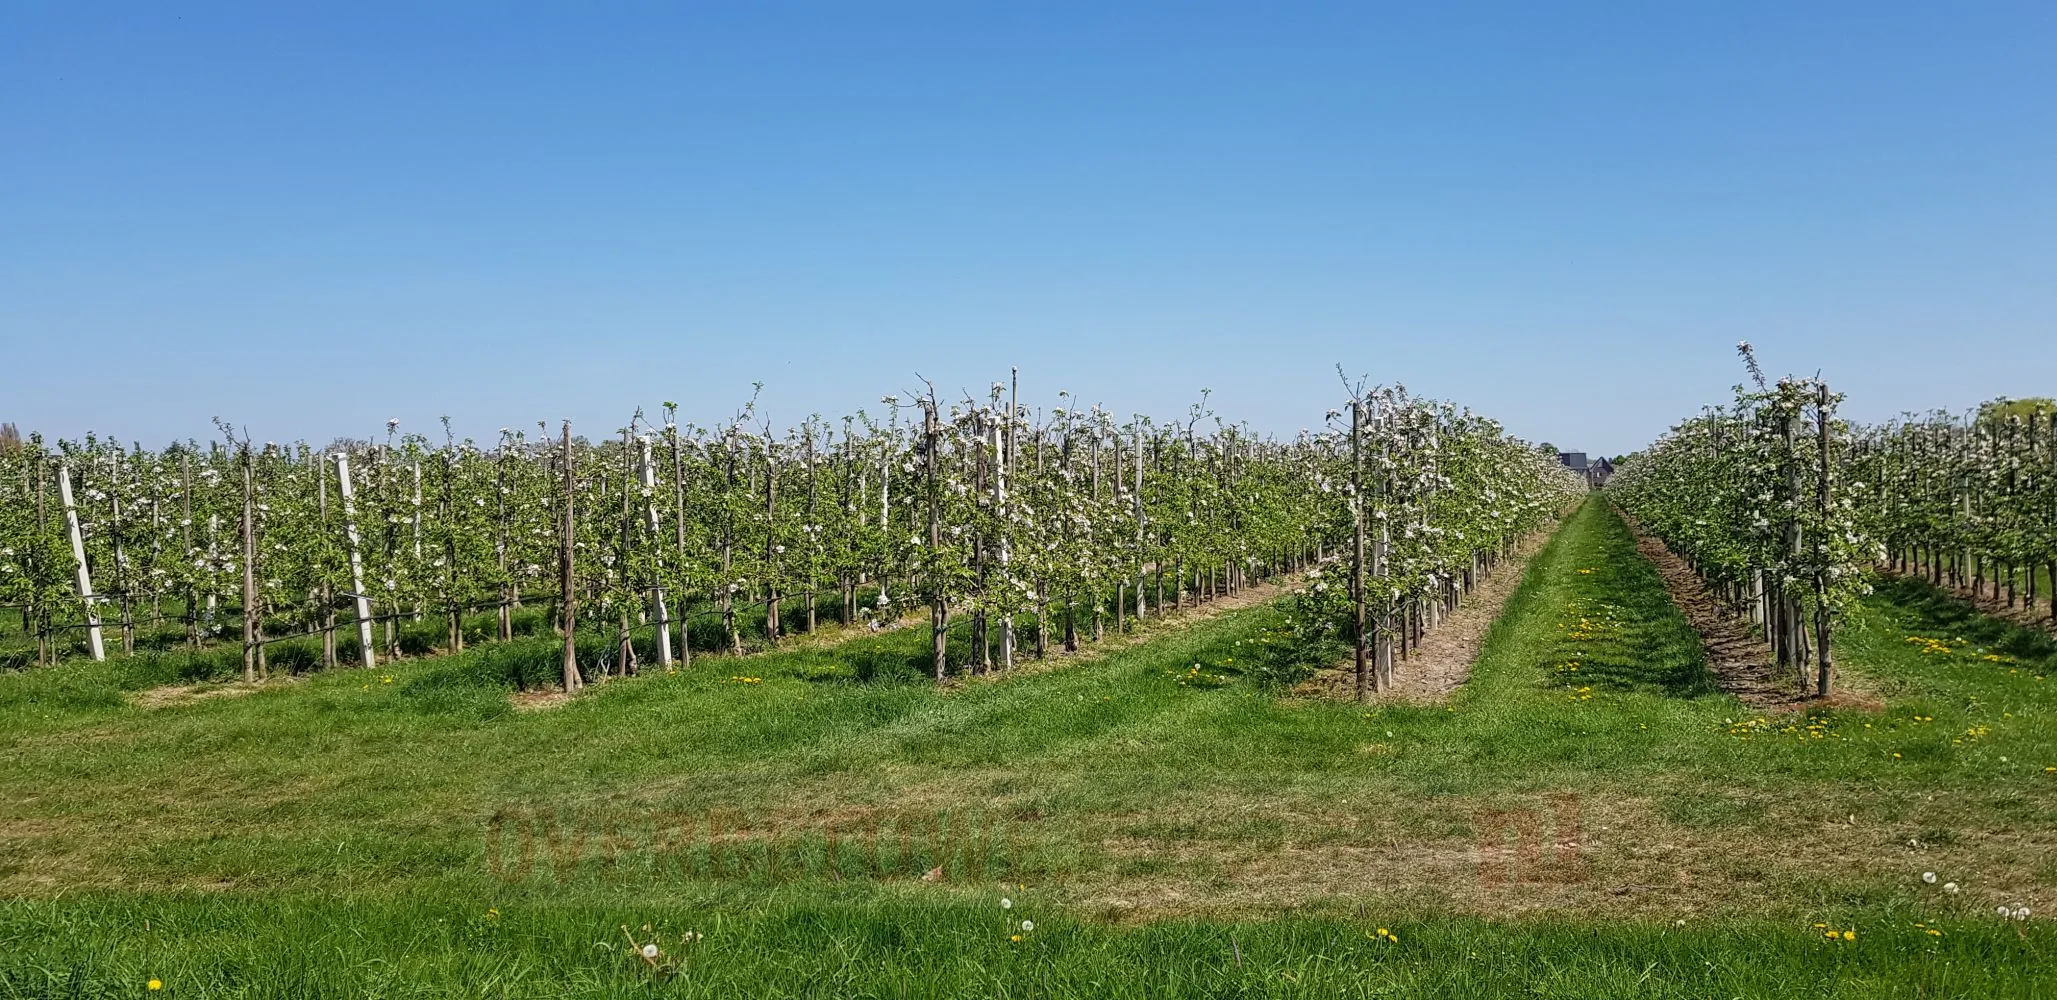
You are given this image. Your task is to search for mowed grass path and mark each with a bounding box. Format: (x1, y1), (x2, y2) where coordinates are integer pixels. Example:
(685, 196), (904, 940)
(1, 497), (2053, 997)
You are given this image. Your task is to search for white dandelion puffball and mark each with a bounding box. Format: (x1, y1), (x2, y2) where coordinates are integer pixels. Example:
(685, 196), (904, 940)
(2017, 907), (2033, 921)
(641, 943), (659, 959)
(1021, 920), (1034, 932)
(1000, 898), (1013, 909)
(1999, 906), (2014, 917)
(1943, 882), (1959, 893)
(1922, 872), (1936, 884)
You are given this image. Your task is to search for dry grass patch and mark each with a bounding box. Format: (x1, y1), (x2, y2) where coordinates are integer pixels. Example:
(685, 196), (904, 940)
(509, 689), (574, 711)
(1050, 784), (2057, 922)
(130, 678), (291, 709)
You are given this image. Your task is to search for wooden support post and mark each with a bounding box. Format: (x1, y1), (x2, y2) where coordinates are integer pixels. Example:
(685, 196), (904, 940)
(639, 436), (674, 667)
(1812, 382), (1834, 697)
(1784, 409), (1808, 688)
(108, 456), (134, 655)
(617, 432), (636, 677)
(764, 439), (781, 646)
(560, 421), (584, 692)
(495, 438), (513, 643)
(316, 450), (337, 668)
(924, 394), (947, 681)
(1351, 398), (1368, 702)
(722, 432), (740, 655)
(57, 461), (106, 662)
(241, 445), (260, 682)
(804, 423), (819, 636)
(878, 425), (891, 612)
(668, 418), (692, 666)
(1371, 405), (1393, 691)
(443, 443), (462, 654)
(995, 409), (1014, 670)
(179, 452), (195, 649)
(334, 454), (377, 669)
(1134, 428), (1146, 622)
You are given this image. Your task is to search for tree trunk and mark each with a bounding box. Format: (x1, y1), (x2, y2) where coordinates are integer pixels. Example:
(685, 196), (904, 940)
(560, 422), (584, 692)
(335, 454), (376, 669)
(923, 397), (947, 681)
(240, 446), (259, 682)
(1351, 398), (1368, 702)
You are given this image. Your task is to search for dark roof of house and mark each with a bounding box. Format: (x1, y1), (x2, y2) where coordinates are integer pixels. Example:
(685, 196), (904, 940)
(1558, 452), (1589, 471)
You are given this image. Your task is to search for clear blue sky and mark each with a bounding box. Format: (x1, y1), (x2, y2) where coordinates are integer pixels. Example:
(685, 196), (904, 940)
(5, 2), (2052, 455)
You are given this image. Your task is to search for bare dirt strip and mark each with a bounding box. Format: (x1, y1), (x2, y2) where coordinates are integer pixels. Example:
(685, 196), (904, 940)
(1295, 526), (1560, 703)
(1617, 513), (1834, 711)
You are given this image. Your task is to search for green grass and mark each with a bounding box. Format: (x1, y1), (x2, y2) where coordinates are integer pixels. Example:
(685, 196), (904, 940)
(1, 497), (2053, 997)
(1, 895), (2044, 999)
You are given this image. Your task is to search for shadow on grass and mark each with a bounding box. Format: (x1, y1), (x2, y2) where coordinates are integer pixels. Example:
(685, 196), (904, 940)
(778, 627), (934, 686)
(1869, 575), (2057, 667)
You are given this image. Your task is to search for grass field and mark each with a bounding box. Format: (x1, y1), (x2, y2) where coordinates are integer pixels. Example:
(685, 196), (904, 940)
(2, 497), (2053, 997)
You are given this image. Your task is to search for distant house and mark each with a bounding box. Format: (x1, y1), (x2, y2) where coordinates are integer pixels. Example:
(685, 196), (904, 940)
(1558, 451), (1614, 489)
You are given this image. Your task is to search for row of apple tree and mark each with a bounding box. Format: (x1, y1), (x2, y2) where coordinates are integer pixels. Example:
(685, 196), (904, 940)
(1610, 345), (2055, 700)
(0, 376), (1581, 689)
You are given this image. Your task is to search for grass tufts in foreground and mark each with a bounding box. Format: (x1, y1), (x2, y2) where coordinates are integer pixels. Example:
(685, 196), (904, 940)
(0, 893), (2046, 999)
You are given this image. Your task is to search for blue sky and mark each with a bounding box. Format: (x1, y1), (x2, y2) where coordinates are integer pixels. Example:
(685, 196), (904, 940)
(5, 2), (2053, 455)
